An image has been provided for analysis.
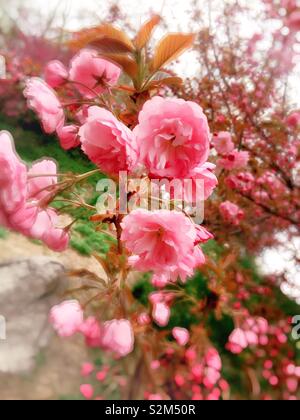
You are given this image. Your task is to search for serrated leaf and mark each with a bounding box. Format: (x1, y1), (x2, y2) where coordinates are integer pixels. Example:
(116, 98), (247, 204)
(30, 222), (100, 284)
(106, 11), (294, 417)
(100, 53), (138, 80)
(135, 15), (161, 50)
(91, 37), (134, 54)
(69, 24), (135, 52)
(98, 24), (135, 50)
(150, 33), (195, 72)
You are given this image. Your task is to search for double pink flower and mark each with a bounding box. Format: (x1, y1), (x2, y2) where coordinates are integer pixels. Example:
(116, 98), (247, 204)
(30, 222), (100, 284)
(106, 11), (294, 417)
(121, 209), (212, 284)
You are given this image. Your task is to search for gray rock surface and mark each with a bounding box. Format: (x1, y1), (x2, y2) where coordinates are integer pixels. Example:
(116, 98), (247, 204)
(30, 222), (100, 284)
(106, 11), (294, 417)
(0, 257), (65, 373)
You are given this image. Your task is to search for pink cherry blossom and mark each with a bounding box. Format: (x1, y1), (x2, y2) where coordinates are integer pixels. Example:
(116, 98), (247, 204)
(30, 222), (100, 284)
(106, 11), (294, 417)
(205, 348), (222, 371)
(206, 388), (221, 400)
(191, 363), (204, 380)
(0, 132), (69, 251)
(8, 204), (38, 234)
(166, 163), (218, 203)
(121, 209), (207, 283)
(96, 369), (108, 382)
(213, 131), (235, 155)
(79, 106), (137, 176)
(43, 223), (70, 252)
(49, 300), (84, 338)
(255, 317), (269, 334)
(219, 379), (230, 392)
(0, 132), (39, 235)
(134, 96), (210, 178)
(148, 394), (163, 400)
(286, 111), (300, 127)
(57, 125), (80, 150)
(204, 368), (221, 388)
(218, 150), (249, 170)
(80, 384), (94, 400)
(149, 292), (166, 304)
(69, 49), (121, 98)
(219, 201), (244, 225)
(244, 330), (259, 346)
(44, 60), (68, 88)
(286, 378), (298, 393)
(30, 209), (69, 252)
(151, 360), (161, 370)
(27, 160), (57, 201)
(152, 273), (171, 288)
(172, 327), (190, 346)
(287, 11), (300, 31)
(101, 319), (134, 357)
(174, 374), (185, 386)
(152, 302), (171, 327)
(79, 317), (103, 348)
(227, 328), (248, 354)
(81, 363), (94, 377)
(24, 78), (65, 133)
(225, 172), (255, 193)
(137, 313), (151, 326)
(185, 347), (197, 362)
(0, 131), (24, 187)
(0, 132), (27, 210)
(195, 225), (214, 244)
(186, 163), (218, 201)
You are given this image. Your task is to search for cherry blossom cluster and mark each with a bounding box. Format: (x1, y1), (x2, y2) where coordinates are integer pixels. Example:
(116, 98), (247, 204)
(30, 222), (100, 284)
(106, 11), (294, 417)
(227, 317), (270, 354)
(213, 131), (249, 171)
(0, 131), (69, 251)
(50, 300), (134, 358)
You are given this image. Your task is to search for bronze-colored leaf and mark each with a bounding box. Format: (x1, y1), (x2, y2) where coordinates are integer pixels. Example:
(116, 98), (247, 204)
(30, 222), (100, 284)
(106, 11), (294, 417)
(150, 33), (195, 72)
(135, 15), (161, 50)
(91, 37), (134, 54)
(97, 24), (135, 50)
(68, 30), (96, 50)
(101, 53), (138, 80)
(69, 24), (135, 52)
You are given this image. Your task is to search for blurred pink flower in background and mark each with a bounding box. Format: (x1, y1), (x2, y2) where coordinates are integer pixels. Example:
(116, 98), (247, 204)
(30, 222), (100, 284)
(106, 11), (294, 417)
(218, 150), (249, 170)
(152, 302), (171, 327)
(219, 201), (245, 225)
(24, 78), (65, 133)
(80, 384), (94, 400)
(286, 111), (300, 127)
(173, 327), (190, 346)
(81, 363), (94, 377)
(212, 131), (235, 155)
(101, 319), (134, 357)
(49, 300), (84, 338)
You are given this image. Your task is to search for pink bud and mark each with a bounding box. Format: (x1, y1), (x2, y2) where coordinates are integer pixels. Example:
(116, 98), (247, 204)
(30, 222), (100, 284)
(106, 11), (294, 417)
(152, 302), (170, 327)
(172, 327), (190, 346)
(80, 384), (94, 400)
(81, 363), (94, 377)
